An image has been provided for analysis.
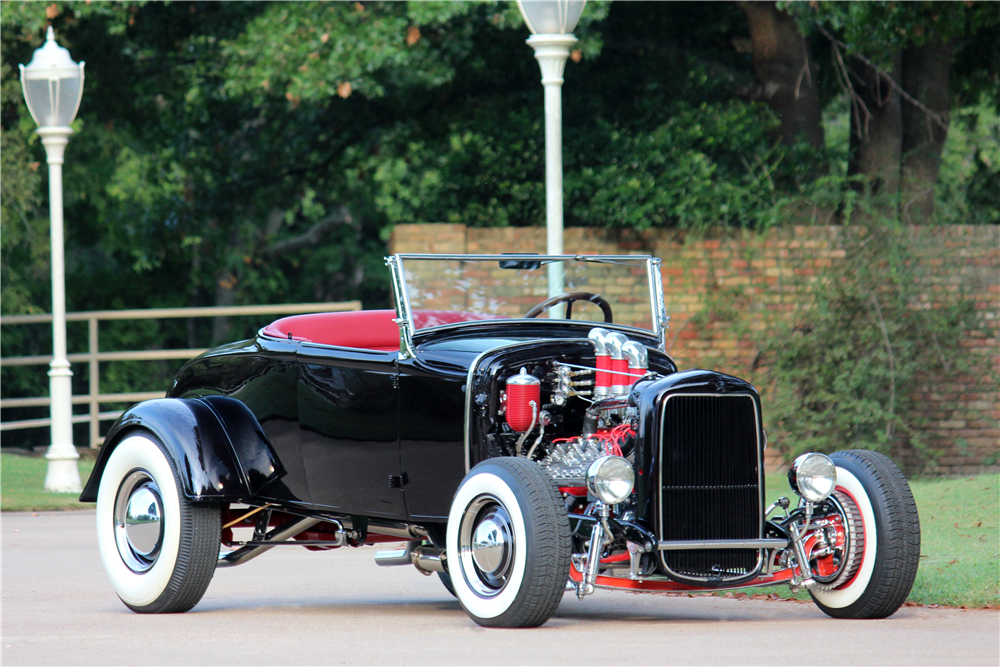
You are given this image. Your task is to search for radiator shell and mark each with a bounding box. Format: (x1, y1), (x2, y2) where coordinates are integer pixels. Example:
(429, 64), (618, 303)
(630, 371), (765, 587)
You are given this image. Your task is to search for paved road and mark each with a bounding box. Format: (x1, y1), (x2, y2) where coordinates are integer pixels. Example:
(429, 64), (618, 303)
(3, 510), (997, 666)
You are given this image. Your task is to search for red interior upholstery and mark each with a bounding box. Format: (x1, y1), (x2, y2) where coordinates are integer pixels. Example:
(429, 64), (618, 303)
(262, 310), (400, 351)
(260, 309), (506, 351)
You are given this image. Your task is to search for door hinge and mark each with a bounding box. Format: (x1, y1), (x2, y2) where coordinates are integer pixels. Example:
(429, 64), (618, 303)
(391, 374), (399, 389)
(388, 472), (409, 489)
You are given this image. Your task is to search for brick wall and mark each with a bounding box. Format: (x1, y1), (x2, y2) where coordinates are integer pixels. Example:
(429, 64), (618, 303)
(391, 223), (999, 475)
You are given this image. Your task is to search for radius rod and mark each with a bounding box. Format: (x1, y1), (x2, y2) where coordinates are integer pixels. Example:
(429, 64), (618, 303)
(217, 516), (322, 568)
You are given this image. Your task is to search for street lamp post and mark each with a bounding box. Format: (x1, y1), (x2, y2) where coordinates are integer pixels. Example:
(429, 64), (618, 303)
(20, 27), (86, 493)
(517, 0), (586, 313)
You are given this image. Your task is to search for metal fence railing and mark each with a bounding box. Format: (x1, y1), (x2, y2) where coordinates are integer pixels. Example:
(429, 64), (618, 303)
(0, 302), (361, 448)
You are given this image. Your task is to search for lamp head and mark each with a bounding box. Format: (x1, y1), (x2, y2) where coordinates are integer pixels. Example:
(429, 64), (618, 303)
(19, 27), (85, 129)
(517, 0), (586, 35)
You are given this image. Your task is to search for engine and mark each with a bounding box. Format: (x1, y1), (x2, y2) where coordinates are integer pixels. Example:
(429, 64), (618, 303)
(469, 328), (768, 593)
(488, 328), (653, 486)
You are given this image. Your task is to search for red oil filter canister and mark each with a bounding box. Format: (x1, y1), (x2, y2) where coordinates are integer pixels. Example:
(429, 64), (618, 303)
(505, 367), (540, 432)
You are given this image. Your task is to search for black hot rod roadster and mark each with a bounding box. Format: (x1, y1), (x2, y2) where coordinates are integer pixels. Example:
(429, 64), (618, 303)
(81, 254), (920, 627)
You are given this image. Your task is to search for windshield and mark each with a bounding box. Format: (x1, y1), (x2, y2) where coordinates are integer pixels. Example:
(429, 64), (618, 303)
(390, 254), (661, 335)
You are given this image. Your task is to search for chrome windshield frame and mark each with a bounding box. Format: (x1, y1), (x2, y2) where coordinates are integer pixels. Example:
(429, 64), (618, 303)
(386, 253), (668, 358)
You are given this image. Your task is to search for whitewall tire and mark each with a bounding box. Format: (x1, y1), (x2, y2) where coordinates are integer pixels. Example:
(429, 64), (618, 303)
(809, 450), (920, 619)
(446, 457), (570, 628)
(96, 431), (221, 613)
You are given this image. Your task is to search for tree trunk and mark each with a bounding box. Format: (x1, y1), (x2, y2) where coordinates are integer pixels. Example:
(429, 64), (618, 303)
(847, 52), (903, 202)
(900, 37), (952, 224)
(737, 1), (825, 149)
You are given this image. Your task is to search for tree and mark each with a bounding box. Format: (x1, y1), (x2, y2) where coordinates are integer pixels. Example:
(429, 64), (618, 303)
(793, 1), (1000, 220)
(2, 0), (995, 329)
(735, 1), (825, 150)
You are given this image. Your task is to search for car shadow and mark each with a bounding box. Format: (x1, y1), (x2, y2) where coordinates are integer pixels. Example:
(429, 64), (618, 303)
(187, 591), (836, 626)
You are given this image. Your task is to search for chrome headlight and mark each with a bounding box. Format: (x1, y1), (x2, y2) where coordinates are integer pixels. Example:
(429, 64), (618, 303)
(788, 453), (837, 502)
(586, 455), (634, 505)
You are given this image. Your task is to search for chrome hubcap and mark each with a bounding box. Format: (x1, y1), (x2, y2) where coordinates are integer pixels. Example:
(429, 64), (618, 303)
(114, 470), (164, 573)
(125, 486), (162, 556)
(472, 510), (512, 574)
(459, 496), (515, 598)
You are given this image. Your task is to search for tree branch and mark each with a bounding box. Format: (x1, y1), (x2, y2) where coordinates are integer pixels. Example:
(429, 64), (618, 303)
(868, 292), (896, 443)
(816, 24), (949, 133)
(825, 28), (872, 141)
(263, 206), (355, 257)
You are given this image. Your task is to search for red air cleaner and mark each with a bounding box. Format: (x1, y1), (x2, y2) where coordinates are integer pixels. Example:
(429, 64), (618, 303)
(606, 332), (629, 395)
(589, 328), (611, 399)
(623, 341), (648, 386)
(505, 368), (540, 432)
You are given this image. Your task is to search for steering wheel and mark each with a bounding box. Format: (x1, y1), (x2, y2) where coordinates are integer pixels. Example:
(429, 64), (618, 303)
(524, 291), (613, 322)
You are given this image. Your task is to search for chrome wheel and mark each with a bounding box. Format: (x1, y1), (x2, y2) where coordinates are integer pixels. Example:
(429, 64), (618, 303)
(96, 430), (221, 613)
(114, 470), (164, 573)
(811, 491), (864, 589)
(809, 450), (920, 619)
(460, 497), (515, 597)
(447, 457), (571, 627)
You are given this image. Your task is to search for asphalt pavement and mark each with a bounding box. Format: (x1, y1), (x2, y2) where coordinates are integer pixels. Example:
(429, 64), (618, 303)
(3, 510), (998, 666)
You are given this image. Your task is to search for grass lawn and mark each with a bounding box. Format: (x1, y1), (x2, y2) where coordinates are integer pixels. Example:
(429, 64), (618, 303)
(2, 451), (996, 608)
(1, 451), (96, 512)
(906, 474), (999, 608)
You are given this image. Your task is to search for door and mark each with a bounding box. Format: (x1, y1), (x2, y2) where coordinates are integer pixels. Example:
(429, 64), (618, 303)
(296, 344), (405, 519)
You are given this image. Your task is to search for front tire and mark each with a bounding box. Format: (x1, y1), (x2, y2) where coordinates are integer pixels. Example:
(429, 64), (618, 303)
(809, 450), (920, 619)
(446, 457), (571, 628)
(96, 430), (221, 613)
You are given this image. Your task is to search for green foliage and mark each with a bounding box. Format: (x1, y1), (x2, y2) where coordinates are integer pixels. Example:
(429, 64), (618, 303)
(786, 1), (1000, 116)
(0, 120), (47, 316)
(349, 109), (545, 227)
(0, 1), (994, 451)
(567, 103), (782, 230)
(937, 98), (1000, 225)
(789, 1), (1000, 65)
(223, 2), (470, 102)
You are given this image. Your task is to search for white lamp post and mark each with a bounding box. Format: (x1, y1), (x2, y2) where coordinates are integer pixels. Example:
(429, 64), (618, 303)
(517, 0), (586, 313)
(20, 27), (85, 493)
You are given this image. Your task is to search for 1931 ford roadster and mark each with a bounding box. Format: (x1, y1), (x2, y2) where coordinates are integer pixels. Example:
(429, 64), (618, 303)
(81, 254), (920, 627)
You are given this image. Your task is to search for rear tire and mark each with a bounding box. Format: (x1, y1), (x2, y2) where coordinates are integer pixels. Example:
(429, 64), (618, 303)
(809, 450), (920, 619)
(437, 571), (457, 598)
(96, 431), (221, 613)
(446, 457), (571, 628)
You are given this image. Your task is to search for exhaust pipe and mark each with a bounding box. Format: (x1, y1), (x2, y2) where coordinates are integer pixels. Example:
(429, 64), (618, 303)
(375, 542), (447, 574)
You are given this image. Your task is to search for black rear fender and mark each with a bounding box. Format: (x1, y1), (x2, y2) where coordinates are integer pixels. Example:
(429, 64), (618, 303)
(79, 396), (282, 503)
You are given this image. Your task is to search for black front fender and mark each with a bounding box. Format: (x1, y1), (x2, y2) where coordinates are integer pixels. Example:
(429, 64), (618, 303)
(79, 396), (282, 503)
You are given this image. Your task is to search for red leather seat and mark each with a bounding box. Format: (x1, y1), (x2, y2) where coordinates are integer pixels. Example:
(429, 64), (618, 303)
(261, 310), (400, 351)
(260, 310), (506, 351)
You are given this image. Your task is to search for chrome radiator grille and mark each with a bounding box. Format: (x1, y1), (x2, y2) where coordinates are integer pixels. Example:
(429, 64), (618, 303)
(657, 394), (761, 582)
